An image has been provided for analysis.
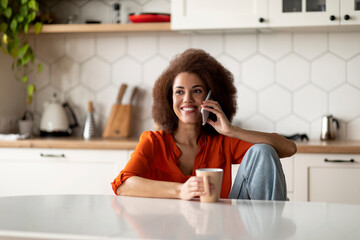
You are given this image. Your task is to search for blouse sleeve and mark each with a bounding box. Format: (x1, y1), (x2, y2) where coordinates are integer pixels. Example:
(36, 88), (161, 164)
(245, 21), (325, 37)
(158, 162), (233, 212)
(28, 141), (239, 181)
(111, 131), (155, 194)
(228, 137), (253, 165)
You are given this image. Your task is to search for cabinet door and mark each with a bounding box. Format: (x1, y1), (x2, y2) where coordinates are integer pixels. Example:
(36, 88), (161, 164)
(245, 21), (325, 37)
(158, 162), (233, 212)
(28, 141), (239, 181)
(340, 0), (360, 24)
(269, 0), (340, 27)
(294, 153), (360, 204)
(171, 0), (268, 30)
(0, 148), (130, 196)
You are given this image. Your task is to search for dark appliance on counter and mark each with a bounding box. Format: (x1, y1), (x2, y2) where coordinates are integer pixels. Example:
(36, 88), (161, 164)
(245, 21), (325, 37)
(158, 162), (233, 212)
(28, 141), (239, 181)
(282, 133), (309, 142)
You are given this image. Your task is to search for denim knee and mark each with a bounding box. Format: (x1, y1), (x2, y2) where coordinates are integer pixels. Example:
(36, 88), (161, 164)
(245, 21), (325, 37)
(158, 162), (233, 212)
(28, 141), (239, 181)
(248, 143), (277, 156)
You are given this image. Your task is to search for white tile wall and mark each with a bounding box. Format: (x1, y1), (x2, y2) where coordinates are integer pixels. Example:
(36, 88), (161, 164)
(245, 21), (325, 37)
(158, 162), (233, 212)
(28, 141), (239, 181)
(1, 0), (360, 141)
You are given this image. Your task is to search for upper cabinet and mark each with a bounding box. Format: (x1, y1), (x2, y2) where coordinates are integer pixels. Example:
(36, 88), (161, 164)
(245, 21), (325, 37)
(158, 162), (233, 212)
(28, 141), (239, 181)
(171, 0), (360, 30)
(171, 0), (268, 30)
(341, 0), (360, 25)
(269, 0), (360, 27)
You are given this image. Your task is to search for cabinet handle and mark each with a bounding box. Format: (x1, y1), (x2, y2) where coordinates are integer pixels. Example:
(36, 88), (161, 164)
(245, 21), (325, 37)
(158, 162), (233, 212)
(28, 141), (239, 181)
(259, 17), (265, 23)
(324, 158), (354, 163)
(329, 15), (336, 21)
(344, 14), (350, 20)
(40, 153), (65, 158)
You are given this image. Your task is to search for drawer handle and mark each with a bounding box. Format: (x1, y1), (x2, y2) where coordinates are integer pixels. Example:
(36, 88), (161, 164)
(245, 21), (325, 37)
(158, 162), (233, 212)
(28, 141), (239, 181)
(40, 153), (65, 158)
(324, 158), (354, 163)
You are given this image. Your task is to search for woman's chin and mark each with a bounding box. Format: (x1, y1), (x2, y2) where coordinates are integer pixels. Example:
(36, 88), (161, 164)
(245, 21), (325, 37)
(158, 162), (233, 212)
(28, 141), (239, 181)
(179, 119), (202, 126)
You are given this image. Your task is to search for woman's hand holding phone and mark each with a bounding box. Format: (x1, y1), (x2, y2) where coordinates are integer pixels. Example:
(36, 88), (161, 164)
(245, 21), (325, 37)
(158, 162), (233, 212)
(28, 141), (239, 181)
(201, 93), (233, 136)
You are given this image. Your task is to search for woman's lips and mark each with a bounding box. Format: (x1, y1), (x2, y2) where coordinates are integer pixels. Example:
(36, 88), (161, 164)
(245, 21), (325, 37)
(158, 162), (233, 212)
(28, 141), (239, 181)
(181, 106), (197, 113)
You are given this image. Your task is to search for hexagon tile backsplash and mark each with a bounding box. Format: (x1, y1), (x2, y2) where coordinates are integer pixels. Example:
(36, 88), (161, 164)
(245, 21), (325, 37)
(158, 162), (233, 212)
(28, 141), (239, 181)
(2, 2), (360, 140)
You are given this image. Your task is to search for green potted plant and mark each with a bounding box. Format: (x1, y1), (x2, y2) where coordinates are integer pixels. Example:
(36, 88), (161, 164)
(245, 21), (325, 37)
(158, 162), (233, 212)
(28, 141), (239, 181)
(0, 0), (42, 104)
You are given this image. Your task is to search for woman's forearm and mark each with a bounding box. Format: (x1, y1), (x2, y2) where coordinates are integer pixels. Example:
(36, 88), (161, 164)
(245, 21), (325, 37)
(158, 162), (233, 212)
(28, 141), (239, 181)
(228, 126), (297, 158)
(116, 176), (182, 199)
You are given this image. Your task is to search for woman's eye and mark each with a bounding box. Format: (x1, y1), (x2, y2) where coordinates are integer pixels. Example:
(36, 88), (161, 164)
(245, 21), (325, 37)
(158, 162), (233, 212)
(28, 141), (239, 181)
(194, 89), (202, 93)
(175, 90), (183, 95)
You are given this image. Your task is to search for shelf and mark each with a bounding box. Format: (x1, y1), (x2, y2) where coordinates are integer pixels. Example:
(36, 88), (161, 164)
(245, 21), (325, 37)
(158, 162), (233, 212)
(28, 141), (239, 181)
(30, 22), (171, 33)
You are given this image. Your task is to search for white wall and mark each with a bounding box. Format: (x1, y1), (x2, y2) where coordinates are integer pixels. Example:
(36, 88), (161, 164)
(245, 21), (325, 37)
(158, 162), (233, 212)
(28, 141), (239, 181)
(0, 0), (359, 140)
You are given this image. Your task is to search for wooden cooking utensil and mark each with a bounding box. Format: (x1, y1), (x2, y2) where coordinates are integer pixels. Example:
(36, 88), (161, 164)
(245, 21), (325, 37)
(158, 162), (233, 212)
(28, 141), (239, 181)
(130, 86), (138, 104)
(102, 84), (131, 138)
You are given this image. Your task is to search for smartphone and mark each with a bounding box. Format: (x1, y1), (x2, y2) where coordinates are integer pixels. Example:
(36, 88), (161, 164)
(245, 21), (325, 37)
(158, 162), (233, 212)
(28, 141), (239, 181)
(201, 90), (211, 125)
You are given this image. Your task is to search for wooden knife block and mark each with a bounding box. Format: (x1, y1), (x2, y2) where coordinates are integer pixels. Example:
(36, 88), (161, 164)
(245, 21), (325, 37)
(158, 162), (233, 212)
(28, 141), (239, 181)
(102, 104), (131, 138)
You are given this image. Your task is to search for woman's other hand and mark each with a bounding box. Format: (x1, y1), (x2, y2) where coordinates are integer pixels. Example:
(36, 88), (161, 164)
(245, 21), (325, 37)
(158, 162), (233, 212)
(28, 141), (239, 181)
(179, 176), (215, 200)
(179, 176), (206, 200)
(202, 100), (233, 136)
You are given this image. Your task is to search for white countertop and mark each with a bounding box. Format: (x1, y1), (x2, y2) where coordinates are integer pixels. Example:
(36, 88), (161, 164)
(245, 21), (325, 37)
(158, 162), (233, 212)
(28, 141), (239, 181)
(0, 195), (359, 240)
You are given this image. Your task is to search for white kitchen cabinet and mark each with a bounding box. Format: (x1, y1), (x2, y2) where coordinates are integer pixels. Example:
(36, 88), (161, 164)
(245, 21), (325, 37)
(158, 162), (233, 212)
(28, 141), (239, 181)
(171, 0), (268, 30)
(341, 0), (360, 25)
(0, 148), (132, 196)
(269, 0), (360, 27)
(294, 153), (360, 204)
(171, 0), (360, 30)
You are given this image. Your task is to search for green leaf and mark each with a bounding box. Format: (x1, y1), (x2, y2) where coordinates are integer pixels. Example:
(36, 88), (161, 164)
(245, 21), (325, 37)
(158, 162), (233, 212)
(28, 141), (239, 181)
(28, 84), (35, 95)
(10, 47), (18, 58)
(21, 53), (31, 65)
(4, 7), (11, 18)
(28, 0), (36, 9)
(20, 5), (28, 17)
(24, 24), (29, 33)
(18, 43), (29, 58)
(13, 37), (20, 49)
(2, 33), (8, 44)
(37, 63), (43, 73)
(30, 51), (34, 63)
(17, 15), (24, 23)
(10, 19), (17, 33)
(30, 11), (36, 21)
(22, 75), (28, 83)
(6, 40), (12, 52)
(21, 0), (28, 4)
(34, 22), (42, 34)
(1, 22), (8, 32)
(27, 84), (36, 105)
(0, 0), (8, 9)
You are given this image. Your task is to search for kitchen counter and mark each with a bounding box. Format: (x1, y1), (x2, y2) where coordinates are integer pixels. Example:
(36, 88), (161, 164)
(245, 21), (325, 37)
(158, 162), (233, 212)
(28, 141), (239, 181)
(0, 137), (138, 150)
(0, 195), (359, 240)
(0, 137), (359, 153)
(295, 140), (360, 154)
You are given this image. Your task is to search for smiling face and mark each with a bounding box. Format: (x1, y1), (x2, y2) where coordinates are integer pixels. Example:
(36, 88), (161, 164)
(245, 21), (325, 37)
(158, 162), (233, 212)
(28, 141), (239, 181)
(172, 72), (208, 126)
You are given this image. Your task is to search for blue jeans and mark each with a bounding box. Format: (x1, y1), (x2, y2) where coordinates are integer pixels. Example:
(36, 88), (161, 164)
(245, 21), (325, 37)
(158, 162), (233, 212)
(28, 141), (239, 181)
(228, 144), (287, 200)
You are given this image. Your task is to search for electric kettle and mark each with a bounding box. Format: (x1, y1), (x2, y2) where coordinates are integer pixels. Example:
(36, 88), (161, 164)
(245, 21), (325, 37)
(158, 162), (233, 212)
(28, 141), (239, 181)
(320, 114), (339, 141)
(40, 93), (78, 136)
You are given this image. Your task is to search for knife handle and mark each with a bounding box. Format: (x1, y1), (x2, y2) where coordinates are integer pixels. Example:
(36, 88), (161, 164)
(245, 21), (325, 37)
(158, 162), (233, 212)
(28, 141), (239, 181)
(130, 87), (138, 104)
(117, 84), (128, 104)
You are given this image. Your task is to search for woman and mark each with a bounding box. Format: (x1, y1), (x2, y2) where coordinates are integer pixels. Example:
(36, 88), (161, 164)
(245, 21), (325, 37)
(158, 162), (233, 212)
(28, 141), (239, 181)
(111, 48), (297, 200)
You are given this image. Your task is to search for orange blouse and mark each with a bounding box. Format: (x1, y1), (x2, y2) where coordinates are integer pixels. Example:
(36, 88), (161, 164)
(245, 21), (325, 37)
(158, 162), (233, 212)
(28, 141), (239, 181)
(111, 130), (253, 198)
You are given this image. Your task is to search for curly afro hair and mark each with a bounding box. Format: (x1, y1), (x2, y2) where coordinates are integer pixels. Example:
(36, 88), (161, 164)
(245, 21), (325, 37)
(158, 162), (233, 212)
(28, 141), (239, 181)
(152, 48), (237, 135)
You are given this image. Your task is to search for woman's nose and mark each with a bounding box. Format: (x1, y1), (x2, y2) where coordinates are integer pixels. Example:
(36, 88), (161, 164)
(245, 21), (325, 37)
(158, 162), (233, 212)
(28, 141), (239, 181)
(183, 92), (194, 102)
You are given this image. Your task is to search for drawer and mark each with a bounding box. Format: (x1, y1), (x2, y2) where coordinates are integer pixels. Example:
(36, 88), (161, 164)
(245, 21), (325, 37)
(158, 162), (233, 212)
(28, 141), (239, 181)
(0, 148), (128, 163)
(294, 153), (360, 204)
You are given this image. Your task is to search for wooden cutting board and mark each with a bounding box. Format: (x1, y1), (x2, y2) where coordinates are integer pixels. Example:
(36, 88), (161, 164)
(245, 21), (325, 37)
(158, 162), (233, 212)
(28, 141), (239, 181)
(102, 84), (131, 138)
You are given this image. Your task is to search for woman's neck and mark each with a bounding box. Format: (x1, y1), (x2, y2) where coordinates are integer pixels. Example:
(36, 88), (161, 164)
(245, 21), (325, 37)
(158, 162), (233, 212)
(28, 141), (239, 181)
(173, 123), (202, 147)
